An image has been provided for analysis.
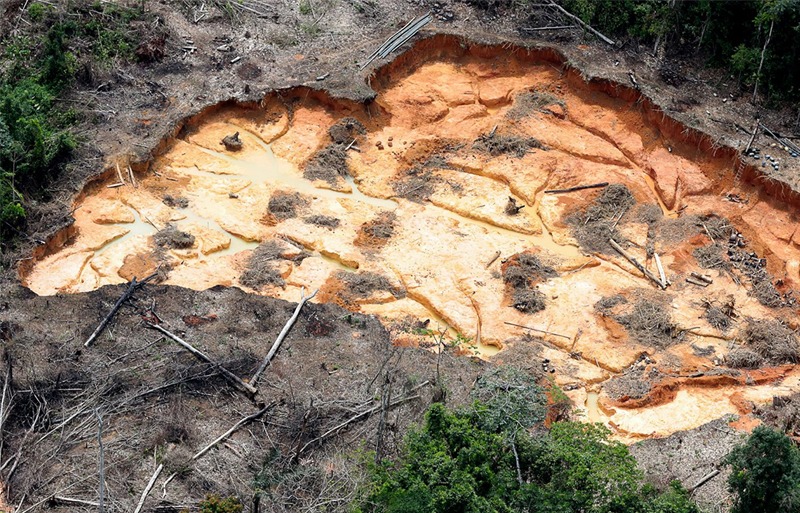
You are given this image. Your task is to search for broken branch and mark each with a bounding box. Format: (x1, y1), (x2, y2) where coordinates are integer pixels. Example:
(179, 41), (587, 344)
(299, 385), (427, 454)
(503, 321), (571, 340)
(547, 2), (615, 46)
(133, 464), (163, 513)
(84, 271), (159, 347)
(609, 239), (667, 290)
(250, 288), (318, 386)
(654, 252), (667, 288)
(544, 182), (609, 194)
(146, 323), (258, 396)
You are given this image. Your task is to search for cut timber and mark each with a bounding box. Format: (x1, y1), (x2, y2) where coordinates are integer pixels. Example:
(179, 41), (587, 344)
(609, 239), (667, 290)
(654, 252), (667, 287)
(250, 288), (318, 386)
(544, 182), (609, 194)
(686, 277), (710, 287)
(146, 323), (258, 396)
(691, 272), (713, 284)
(84, 271), (159, 347)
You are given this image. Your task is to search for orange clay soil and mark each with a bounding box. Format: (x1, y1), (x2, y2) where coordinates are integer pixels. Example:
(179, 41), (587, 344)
(21, 39), (800, 440)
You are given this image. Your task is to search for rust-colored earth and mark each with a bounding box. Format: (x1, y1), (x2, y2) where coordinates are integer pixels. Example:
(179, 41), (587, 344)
(22, 50), (800, 440)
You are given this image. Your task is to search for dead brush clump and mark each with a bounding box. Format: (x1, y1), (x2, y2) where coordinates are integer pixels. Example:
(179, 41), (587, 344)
(502, 252), (557, 314)
(472, 130), (548, 158)
(758, 393), (800, 435)
(566, 184), (636, 254)
(618, 297), (679, 349)
(303, 215), (340, 229)
(604, 367), (655, 401)
(240, 241), (287, 290)
(328, 117), (366, 144)
(154, 224), (196, 249)
(354, 211), (397, 249)
(303, 145), (348, 185)
(693, 243), (729, 271)
(726, 348), (763, 369)
(506, 90), (566, 119)
(162, 194), (189, 208)
(743, 317), (799, 365)
(393, 167), (439, 202)
(705, 306), (732, 331)
(339, 271), (395, 298)
(268, 191), (309, 221)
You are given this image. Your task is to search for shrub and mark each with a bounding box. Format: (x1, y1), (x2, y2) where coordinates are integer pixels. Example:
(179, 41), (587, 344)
(725, 425), (800, 513)
(198, 494), (243, 513)
(360, 376), (700, 513)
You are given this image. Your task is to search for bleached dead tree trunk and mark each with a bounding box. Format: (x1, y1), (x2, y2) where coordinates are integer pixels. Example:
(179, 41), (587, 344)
(753, 18), (774, 104)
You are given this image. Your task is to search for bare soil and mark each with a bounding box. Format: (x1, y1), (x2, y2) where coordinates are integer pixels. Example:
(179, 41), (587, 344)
(4, 0), (800, 507)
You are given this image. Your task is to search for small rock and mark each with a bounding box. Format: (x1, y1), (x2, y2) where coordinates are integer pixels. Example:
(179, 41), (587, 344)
(221, 132), (243, 151)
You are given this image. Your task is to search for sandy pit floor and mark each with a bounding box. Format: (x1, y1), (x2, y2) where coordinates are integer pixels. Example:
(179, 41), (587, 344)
(23, 52), (800, 439)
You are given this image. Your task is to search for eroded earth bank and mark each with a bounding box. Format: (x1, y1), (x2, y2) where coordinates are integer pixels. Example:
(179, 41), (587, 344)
(22, 37), (800, 440)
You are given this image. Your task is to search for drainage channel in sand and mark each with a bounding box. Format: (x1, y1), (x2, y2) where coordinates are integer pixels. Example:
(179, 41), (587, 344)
(22, 48), (800, 439)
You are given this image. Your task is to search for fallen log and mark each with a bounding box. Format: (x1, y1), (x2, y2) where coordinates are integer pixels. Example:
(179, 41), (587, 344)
(521, 25), (576, 32)
(609, 239), (667, 290)
(146, 323), (258, 396)
(690, 468), (720, 492)
(162, 402), (276, 490)
(52, 496), (100, 508)
(194, 403), (275, 460)
(504, 321), (571, 340)
(547, 1), (615, 46)
(250, 288), (318, 386)
(691, 272), (713, 284)
(654, 252), (667, 288)
(84, 271), (159, 347)
(686, 277), (710, 288)
(544, 182), (609, 194)
(133, 465), (163, 513)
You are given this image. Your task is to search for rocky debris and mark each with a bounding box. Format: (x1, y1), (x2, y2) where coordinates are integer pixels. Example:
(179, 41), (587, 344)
(162, 194), (189, 208)
(504, 196), (524, 216)
(221, 131), (243, 151)
(567, 184), (636, 254)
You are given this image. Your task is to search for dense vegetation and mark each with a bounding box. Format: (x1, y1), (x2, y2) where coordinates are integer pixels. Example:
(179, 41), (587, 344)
(561, 0), (800, 104)
(357, 367), (699, 513)
(725, 425), (800, 513)
(0, 1), (147, 247)
(353, 367), (800, 513)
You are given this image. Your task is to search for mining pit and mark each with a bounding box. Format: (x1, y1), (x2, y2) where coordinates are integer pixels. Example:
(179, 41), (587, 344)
(21, 40), (800, 440)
